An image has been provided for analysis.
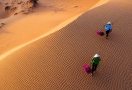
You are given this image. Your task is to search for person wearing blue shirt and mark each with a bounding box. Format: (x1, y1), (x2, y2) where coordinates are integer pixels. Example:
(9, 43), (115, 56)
(105, 22), (112, 38)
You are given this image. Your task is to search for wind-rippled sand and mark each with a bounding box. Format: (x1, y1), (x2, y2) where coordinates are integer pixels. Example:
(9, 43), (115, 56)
(0, 0), (132, 89)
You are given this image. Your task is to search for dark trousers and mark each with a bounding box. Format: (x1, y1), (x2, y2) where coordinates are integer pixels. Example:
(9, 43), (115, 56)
(92, 64), (98, 73)
(106, 30), (110, 37)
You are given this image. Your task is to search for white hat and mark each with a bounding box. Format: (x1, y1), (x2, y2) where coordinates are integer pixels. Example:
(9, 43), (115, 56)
(94, 54), (100, 57)
(107, 22), (111, 24)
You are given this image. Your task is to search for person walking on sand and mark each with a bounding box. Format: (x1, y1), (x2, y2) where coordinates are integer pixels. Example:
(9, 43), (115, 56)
(104, 22), (112, 38)
(91, 54), (101, 76)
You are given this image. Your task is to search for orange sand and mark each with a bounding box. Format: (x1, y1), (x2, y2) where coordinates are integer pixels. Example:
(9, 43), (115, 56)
(0, 0), (100, 55)
(1, 0), (132, 90)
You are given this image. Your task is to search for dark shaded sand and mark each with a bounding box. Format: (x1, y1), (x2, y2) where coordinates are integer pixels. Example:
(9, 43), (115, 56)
(0, 0), (132, 89)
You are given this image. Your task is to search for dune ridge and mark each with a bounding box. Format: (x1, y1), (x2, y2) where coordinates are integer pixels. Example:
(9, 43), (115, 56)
(0, 13), (82, 61)
(0, 0), (108, 60)
(0, 0), (101, 55)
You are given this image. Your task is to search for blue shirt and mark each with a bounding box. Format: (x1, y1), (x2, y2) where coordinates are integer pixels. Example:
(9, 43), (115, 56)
(105, 24), (112, 31)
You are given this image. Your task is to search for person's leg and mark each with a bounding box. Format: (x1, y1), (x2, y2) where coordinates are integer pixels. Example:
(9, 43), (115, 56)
(93, 64), (98, 72)
(106, 31), (108, 37)
(92, 64), (95, 74)
(106, 30), (110, 37)
(91, 64), (98, 75)
(92, 64), (97, 74)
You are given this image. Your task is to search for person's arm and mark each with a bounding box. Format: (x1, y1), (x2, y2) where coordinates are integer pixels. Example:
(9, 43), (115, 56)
(91, 58), (94, 64)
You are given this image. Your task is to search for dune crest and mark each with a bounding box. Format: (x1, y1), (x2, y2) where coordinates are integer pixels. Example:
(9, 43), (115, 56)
(0, 0), (105, 56)
(0, 0), (109, 60)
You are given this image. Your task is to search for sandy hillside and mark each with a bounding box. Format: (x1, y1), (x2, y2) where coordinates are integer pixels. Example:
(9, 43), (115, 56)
(0, 0), (100, 55)
(0, 0), (132, 90)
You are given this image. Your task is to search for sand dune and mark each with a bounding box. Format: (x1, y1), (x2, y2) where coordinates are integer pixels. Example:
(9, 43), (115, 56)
(0, 0), (100, 55)
(0, 0), (132, 90)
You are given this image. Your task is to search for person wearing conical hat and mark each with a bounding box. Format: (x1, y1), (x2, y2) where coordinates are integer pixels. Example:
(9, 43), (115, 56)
(91, 54), (101, 76)
(104, 22), (112, 38)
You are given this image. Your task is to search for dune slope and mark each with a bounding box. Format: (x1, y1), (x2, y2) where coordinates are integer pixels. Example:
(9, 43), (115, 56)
(0, 0), (100, 55)
(0, 0), (132, 90)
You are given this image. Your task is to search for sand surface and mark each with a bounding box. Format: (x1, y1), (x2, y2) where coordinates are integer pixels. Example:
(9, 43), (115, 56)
(0, 0), (132, 90)
(0, 0), (100, 55)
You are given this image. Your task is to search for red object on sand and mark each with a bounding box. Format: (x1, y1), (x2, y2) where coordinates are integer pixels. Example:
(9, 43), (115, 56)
(96, 31), (104, 36)
(83, 64), (92, 74)
(96, 31), (101, 35)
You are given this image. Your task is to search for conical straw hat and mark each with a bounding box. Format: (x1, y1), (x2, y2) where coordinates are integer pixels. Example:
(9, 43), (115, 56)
(94, 54), (100, 57)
